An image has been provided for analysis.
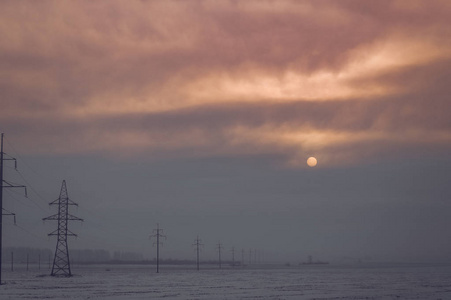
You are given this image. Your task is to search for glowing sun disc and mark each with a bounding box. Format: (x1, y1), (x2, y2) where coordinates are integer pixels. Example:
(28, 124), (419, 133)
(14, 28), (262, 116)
(307, 157), (317, 167)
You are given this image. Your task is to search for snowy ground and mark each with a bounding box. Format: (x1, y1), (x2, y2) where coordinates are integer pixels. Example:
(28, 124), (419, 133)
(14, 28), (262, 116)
(0, 263), (451, 299)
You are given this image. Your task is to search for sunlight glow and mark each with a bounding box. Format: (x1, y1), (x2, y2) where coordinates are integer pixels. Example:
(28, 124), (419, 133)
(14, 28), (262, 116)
(307, 156), (317, 167)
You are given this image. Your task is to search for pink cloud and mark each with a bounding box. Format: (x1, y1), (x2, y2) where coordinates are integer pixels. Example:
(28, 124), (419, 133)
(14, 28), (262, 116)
(1, 0), (450, 166)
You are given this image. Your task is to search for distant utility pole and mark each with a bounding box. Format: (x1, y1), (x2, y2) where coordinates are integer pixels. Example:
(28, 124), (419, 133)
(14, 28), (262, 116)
(150, 223), (166, 273)
(216, 241), (223, 269)
(192, 236), (203, 271)
(241, 248), (245, 267)
(0, 133), (27, 284)
(231, 247), (235, 267)
(43, 180), (83, 277)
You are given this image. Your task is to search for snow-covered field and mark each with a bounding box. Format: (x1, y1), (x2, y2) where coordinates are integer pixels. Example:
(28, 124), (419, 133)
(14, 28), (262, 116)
(1, 263), (451, 299)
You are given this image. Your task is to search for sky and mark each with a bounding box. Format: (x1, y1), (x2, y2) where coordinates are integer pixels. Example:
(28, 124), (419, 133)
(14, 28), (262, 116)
(1, 0), (451, 264)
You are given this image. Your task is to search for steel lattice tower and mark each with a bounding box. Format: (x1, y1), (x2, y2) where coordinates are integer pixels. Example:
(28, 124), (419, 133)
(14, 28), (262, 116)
(43, 180), (83, 277)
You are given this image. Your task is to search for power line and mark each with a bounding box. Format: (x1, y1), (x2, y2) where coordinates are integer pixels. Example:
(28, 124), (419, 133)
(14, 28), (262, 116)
(12, 223), (47, 242)
(3, 136), (59, 212)
(3, 136), (57, 182)
(14, 169), (50, 212)
(76, 204), (148, 245)
(4, 189), (34, 210)
(2, 208), (16, 225)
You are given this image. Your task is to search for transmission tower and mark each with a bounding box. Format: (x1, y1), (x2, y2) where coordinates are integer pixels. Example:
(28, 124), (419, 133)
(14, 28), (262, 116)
(216, 241), (223, 269)
(43, 180), (83, 277)
(0, 133), (26, 284)
(192, 236), (203, 271)
(150, 223), (166, 273)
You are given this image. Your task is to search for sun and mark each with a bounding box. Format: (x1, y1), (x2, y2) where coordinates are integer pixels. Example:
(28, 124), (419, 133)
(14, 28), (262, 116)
(307, 156), (317, 167)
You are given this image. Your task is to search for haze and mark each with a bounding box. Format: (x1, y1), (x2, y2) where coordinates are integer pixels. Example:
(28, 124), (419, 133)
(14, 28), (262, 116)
(1, 0), (451, 264)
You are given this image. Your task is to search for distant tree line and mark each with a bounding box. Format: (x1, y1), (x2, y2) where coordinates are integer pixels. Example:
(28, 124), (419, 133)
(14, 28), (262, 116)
(71, 249), (144, 263)
(71, 249), (111, 263)
(3, 247), (141, 264)
(112, 251), (143, 262)
(3, 247), (240, 266)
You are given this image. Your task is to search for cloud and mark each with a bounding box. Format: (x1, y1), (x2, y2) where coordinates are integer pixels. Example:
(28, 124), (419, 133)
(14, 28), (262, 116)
(1, 0), (450, 166)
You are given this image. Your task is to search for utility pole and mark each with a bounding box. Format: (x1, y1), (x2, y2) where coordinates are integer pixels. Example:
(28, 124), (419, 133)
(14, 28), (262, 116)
(241, 248), (245, 267)
(231, 246), (235, 267)
(43, 180), (83, 277)
(216, 241), (223, 269)
(0, 133), (26, 284)
(192, 236), (203, 271)
(150, 223), (166, 273)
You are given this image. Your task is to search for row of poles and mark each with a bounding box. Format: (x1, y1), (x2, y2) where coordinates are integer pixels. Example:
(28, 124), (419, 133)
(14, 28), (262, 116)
(152, 230), (264, 273)
(1, 133), (265, 283)
(8, 252), (52, 272)
(210, 242), (265, 270)
(1, 133), (83, 284)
